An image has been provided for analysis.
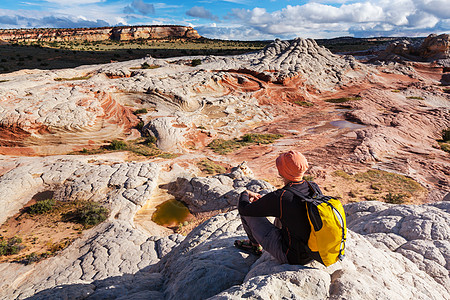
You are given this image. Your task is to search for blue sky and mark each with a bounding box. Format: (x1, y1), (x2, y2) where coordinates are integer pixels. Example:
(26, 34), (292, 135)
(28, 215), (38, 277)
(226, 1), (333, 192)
(0, 0), (449, 40)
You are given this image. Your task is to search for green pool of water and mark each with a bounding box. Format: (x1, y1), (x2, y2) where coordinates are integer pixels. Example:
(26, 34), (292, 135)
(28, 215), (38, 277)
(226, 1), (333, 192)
(151, 199), (190, 227)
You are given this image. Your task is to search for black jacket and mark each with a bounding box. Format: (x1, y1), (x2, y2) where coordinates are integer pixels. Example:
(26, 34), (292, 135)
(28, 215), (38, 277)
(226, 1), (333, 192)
(238, 180), (321, 264)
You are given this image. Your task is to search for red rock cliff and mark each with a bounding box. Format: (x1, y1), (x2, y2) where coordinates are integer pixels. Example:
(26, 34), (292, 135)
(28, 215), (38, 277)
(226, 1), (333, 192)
(0, 25), (201, 43)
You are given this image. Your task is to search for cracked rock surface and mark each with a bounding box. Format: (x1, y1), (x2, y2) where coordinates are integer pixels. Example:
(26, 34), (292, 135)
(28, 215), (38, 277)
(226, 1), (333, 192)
(0, 160), (449, 299)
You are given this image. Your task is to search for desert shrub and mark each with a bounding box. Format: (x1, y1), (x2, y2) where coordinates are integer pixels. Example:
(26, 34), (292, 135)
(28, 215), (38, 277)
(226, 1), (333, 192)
(135, 121), (144, 130)
(443, 88), (450, 94)
(141, 62), (160, 69)
(383, 192), (408, 204)
(48, 240), (71, 253)
(325, 96), (361, 103)
(108, 140), (127, 150)
(54, 75), (92, 81)
(69, 202), (109, 228)
(208, 133), (283, 154)
(294, 100), (314, 107)
(197, 159), (226, 175)
(442, 128), (450, 142)
(439, 143), (450, 153)
(0, 236), (23, 256)
(28, 199), (56, 215)
(191, 59), (202, 66)
(332, 170), (352, 179)
(406, 96), (424, 100)
(145, 136), (157, 144)
(20, 252), (50, 265)
(158, 152), (178, 159)
(133, 108), (148, 115)
(240, 133), (283, 144)
(208, 139), (239, 154)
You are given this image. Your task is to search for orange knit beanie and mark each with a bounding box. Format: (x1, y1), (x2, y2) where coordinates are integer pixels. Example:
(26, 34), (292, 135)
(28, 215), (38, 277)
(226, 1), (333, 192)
(276, 150), (309, 182)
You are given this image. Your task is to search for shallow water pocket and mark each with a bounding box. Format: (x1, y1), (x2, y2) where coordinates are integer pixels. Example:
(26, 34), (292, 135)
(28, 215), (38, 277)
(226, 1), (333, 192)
(330, 120), (366, 130)
(151, 199), (191, 227)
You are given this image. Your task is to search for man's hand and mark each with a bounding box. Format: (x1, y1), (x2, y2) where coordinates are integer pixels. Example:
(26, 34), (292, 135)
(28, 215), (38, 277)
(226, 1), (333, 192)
(247, 190), (262, 203)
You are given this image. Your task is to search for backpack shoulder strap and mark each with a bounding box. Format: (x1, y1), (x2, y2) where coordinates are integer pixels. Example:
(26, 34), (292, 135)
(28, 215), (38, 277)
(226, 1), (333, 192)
(305, 181), (322, 197)
(283, 181), (324, 203)
(284, 183), (311, 203)
(283, 185), (306, 200)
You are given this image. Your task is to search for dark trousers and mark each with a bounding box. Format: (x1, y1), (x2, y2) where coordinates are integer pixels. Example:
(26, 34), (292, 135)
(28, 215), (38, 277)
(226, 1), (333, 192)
(240, 215), (289, 264)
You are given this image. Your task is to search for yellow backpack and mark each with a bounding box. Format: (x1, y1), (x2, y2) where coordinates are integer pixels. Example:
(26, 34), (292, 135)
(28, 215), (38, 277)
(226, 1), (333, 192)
(285, 182), (347, 266)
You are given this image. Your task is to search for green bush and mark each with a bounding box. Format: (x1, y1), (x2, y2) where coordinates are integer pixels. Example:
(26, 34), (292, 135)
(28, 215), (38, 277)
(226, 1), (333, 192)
(141, 62), (159, 69)
(439, 142), (450, 153)
(207, 139), (239, 155)
(20, 252), (50, 265)
(240, 133), (283, 144)
(383, 192), (407, 204)
(0, 236), (23, 256)
(191, 59), (202, 67)
(133, 108), (148, 115)
(294, 101), (314, 107)
(69, 202), (109, 228)
(406, 96), (424, 100)
(442, 128), (450, 142)
(28, 199), (56, 215)
(145, 136), (157, 145)
(208, 133), (283, 154)
(108, 140), (127, 150)
(135, 121), (144, 131)
(325, 96), (361, 103)
(197, 159), (226, 175)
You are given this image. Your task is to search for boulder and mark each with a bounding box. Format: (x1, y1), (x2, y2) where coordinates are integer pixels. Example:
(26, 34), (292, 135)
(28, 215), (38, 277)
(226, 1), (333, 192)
(146, 117), (187, 153)
(170, 162), (275, 213)
(419, 34), (450, 60)
(154, 201), (449, 300)
(378, 34), (450, 62)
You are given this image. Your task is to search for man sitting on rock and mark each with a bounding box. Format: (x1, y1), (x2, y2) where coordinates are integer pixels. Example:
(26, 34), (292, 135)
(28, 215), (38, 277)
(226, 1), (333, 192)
(235, 150), (320, 265)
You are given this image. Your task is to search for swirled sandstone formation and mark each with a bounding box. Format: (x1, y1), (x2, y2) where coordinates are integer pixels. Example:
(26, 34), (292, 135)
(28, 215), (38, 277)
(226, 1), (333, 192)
(0, 161), (448, 299)
(0, 37), (368, 154)
(378, 33), (450, 62)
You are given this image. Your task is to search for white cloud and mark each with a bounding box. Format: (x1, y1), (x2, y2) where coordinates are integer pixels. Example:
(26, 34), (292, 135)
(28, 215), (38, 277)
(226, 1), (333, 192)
(186, 6), (219, 21)
(0, 9), (110, 28)
(416, 0), (450, 19)
(225, 0), (450, 39)
(407, 11), (439, 28)
(153, 3), (183, 10)
(43, 0), (106, 4)
(123, 0), (155, 16)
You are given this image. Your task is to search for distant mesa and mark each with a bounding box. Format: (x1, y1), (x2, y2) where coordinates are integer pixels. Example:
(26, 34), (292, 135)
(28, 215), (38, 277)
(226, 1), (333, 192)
(0, 25), (202, 43)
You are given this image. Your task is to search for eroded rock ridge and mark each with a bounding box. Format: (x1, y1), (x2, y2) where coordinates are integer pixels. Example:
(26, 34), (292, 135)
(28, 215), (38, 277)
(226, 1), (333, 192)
(0, 25), (201, 43)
